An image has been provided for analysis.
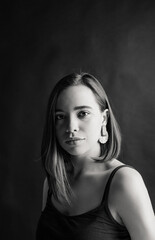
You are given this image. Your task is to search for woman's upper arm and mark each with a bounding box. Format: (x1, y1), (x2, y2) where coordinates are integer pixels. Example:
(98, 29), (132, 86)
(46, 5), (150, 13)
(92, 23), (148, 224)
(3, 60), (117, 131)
(42, 177), (49, 211)
(114, 168), (155, 240)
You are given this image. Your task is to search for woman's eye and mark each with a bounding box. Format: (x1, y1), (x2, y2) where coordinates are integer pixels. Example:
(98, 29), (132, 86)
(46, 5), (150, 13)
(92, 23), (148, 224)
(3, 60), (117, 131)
(78, 111), (90, 118)
(55, 114), (65, 120)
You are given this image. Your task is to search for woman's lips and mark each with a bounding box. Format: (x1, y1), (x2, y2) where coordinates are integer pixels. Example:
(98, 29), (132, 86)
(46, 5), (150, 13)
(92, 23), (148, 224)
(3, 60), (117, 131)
(65, 138), (85, 145)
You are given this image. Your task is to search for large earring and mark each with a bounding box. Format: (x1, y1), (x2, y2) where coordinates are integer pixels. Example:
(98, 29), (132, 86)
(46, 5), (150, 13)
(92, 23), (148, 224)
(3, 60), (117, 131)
(99, 126), (108, 144)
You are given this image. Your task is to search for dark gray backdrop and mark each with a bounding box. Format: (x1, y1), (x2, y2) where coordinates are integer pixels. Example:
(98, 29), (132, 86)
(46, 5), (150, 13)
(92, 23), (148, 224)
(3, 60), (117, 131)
(1, 1), (155, 239)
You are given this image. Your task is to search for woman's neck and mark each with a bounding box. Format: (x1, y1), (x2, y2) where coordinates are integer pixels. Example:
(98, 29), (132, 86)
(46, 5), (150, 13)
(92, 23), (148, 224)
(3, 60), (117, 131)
(70, 156), (107, 180)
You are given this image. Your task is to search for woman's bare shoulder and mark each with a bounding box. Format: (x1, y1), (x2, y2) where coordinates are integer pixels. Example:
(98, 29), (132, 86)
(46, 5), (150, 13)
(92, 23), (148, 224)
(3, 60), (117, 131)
(42, 177), (49, 211)
(110, 166), (155, 239)
(109, 165), (144, 196)
(112, 165), (143, 188)
(43, 177), (49, 190)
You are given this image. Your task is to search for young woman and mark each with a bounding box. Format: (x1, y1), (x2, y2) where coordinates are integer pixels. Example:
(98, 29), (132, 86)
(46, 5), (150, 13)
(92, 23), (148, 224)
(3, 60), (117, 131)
(36, 73), (155, 240)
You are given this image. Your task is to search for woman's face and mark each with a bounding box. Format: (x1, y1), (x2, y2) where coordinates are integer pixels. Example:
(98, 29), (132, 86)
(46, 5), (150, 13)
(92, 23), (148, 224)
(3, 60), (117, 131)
(55, 85), (106, 158)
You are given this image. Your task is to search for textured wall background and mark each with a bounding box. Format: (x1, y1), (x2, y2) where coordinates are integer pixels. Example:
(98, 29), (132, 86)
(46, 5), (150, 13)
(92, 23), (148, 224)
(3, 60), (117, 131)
(1, 1), (155, 239)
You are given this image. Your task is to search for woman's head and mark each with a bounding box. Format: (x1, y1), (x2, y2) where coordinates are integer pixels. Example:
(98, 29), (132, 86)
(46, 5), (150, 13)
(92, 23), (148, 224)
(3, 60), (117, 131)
(42, 73), (121, 203)
(55, 84), (108, 159)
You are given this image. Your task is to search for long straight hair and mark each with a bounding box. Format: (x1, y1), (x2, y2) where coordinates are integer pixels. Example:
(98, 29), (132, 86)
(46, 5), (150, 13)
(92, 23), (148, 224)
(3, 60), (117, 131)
(41, 73), (121, 204)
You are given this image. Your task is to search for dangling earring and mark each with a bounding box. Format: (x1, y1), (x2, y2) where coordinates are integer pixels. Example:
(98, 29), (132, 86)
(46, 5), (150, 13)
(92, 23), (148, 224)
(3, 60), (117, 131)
(99, 125), (108, 144)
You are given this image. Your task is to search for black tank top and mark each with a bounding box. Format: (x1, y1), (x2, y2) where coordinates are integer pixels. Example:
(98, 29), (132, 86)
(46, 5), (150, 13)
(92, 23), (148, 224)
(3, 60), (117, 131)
(36, 165), (131, 240)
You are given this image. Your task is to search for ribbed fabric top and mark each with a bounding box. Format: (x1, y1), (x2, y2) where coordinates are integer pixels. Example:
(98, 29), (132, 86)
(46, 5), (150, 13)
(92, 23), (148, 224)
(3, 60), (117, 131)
(36, 165), (132, 240)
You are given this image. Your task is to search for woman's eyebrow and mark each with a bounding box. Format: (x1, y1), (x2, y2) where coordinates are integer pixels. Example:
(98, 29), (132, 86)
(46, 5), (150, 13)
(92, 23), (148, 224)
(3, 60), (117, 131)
(55, 106), (93, 112)
(74, 106), (93, 110)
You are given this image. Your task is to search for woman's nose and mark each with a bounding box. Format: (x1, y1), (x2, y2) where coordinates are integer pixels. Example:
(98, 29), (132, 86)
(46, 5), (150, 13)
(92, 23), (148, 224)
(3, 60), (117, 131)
(65, 116), (79, 133)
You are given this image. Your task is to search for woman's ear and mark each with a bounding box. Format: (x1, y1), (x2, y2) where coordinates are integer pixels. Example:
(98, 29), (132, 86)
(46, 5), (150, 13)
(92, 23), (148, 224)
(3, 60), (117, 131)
(102, 109), (109, 126)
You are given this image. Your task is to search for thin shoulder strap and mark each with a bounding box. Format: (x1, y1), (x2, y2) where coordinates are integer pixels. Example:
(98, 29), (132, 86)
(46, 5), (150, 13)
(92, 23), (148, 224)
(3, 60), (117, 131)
(102, 165), (134, 203)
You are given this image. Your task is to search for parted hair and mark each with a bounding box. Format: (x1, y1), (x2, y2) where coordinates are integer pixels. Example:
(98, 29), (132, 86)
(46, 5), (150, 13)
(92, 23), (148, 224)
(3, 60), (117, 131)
(41, 72), (121, 204)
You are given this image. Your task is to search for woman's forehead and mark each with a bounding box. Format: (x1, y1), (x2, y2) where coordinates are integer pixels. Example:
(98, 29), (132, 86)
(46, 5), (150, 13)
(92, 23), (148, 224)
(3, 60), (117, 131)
(56, 85), (100, 110)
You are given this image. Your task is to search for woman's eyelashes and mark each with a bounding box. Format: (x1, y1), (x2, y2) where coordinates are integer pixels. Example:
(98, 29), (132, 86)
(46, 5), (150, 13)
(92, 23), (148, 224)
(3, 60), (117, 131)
(77, 111), (90, 119)
(55, 111), (91, 121)
(55, 113), (65, 120)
